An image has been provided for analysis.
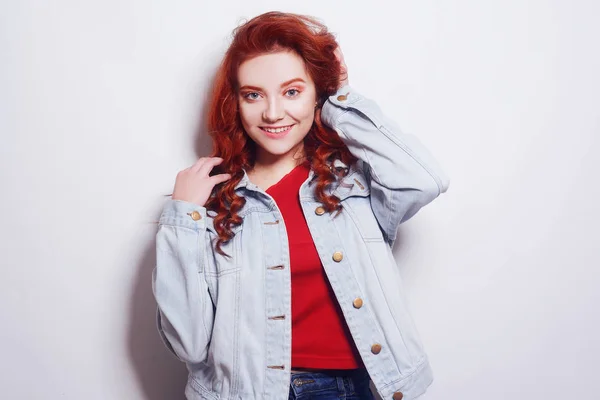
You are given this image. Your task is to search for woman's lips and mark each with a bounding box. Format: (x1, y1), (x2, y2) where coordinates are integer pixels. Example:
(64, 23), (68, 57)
(260, 124), (294, 139)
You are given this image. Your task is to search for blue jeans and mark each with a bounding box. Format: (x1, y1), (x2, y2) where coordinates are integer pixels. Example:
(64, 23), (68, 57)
(288, 369), (376, 399)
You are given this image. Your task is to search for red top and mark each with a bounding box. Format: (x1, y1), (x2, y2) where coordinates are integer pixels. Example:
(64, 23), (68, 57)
(266, 161), (363, 369)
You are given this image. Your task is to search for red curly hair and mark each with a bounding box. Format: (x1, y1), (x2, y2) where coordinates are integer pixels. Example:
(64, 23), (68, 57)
(204, 11), (357, 256)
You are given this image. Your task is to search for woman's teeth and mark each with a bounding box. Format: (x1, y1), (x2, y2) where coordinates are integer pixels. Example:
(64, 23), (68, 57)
(262, 125), (292, 133)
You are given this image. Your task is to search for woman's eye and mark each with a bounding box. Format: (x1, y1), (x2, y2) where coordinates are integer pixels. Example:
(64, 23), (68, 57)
(286, 88), (299, 97)
(244, 92), (260, 100)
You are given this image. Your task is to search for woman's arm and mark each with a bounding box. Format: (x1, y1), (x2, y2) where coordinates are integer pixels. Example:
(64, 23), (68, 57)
(152, 199), (215, 364)
(321, 85), (450, 243)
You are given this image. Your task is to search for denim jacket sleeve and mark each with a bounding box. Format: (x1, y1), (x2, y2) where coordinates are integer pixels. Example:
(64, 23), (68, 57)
(152, 199), (215, 364)
(321, 85), (450, 243)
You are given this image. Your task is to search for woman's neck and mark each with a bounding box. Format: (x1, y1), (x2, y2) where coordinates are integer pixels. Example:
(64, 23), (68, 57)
(248, 146), (307, 191)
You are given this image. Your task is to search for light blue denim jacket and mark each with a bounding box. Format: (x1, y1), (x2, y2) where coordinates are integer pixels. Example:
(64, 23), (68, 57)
(152, 85), (450, 400)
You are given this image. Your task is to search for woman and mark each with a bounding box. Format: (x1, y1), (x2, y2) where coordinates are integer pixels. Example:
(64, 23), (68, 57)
(153, 11), (449, 400)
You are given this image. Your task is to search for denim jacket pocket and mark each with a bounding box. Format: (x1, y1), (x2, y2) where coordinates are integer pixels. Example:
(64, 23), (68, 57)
(332, 172), (384, 242)
(203, 221), (242, 303)
(205, 223), (242, 268)
(331, 168), (370, 201)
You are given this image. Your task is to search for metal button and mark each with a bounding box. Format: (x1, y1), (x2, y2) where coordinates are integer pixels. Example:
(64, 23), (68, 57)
(353, 298), (363, 309)
(337, 94), (348, 101)
(190, 211), (202, 221)
(392, 392), (404, 400)
(332, 251), (343, 262)
(371, 343), (382, 354)
(315, 206), (325, 216)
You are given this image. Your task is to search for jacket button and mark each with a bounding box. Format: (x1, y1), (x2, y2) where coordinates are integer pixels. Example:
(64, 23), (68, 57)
(189, 211), (202, 221)
(332, 251), (343, 262)
(371, 343), (382, 354)
(392, 392), (404, 400)
(353, 298), (363, 309)
(337, 94), (348, 101)
(315, 206), (325, 215)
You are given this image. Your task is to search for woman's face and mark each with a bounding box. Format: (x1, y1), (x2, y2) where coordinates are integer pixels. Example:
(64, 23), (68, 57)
(237, 50), (317, 163)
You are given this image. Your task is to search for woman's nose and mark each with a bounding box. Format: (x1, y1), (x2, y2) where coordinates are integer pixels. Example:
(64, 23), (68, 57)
(262, 99), (284, 122)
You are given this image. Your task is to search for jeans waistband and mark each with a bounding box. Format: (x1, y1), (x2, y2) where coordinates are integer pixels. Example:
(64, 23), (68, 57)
(289, 368), (372, 399)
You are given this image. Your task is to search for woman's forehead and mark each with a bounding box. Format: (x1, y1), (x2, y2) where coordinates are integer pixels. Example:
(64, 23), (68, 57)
(237, 51), (313, 89)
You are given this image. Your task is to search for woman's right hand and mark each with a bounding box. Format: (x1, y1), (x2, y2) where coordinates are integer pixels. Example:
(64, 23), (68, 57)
(172, 157), (232, 207)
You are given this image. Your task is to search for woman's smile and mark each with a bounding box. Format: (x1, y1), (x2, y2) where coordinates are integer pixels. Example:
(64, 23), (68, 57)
(260, 124), (295, 138)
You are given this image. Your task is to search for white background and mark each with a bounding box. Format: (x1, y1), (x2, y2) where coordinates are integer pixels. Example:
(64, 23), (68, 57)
(1, 1), (599, 399)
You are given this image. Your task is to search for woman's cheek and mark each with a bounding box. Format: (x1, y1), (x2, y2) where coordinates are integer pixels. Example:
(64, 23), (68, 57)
(238, 102), (259, 126)
(288, 99), (316, 121)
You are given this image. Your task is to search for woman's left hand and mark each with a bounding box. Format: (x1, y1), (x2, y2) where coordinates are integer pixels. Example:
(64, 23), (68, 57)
(334, 47), (349, 89)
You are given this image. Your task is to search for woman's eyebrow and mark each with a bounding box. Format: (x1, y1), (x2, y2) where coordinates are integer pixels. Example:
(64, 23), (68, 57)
(279, 78), (306, 87)
(239, 78), (306, 91)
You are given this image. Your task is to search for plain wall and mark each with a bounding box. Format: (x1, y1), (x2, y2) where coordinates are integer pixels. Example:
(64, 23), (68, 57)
(1, 1), (599, 399)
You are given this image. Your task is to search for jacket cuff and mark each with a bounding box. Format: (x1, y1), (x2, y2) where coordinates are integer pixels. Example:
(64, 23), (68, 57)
(321, 85), (364, 126)
(159, 199), (207, 231)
